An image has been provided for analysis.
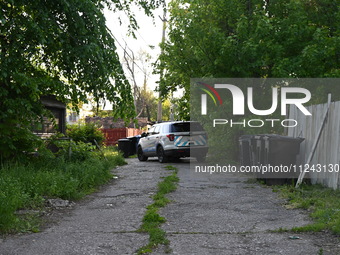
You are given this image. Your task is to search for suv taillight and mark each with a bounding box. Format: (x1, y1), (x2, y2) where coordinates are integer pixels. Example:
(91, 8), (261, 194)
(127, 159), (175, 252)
(167, 134), (175, 141)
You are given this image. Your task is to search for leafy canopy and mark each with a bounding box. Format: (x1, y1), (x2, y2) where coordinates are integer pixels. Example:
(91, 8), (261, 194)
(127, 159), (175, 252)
(157, 0), (339, 161)
(0, 0), (164, 158)
(158, 0), (340, 119)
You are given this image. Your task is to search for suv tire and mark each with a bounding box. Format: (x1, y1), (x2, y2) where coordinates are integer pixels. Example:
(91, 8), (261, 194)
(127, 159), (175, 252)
(157, 146), (168, 163)
(137, 146), (148, 161)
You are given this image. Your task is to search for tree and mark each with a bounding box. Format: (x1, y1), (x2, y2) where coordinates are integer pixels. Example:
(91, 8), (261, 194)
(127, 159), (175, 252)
(137, 88), (158, 121)
(157, 0), (340, 161)
(122, 48), (153, 116)
(0, 0), (163, 158)
(135, 87), (172, 121)
(158, 0), (340, 110)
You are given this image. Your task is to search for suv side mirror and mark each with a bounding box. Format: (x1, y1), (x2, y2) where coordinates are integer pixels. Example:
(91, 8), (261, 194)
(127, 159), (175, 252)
(141, 132), (148, 138)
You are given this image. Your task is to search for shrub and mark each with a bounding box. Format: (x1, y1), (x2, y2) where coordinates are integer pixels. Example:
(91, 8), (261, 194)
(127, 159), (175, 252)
(43, 132), (99, 162)
(51, 139), (96, 162)
(66, 123), (105, 145)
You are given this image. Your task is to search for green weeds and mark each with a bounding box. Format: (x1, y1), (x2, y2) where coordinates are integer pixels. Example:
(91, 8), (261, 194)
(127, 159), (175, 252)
(276, 183), (340, 234)
(0, 147), (125, 234)
(164, 165), (177, 171)
(137, 166), (179, 254)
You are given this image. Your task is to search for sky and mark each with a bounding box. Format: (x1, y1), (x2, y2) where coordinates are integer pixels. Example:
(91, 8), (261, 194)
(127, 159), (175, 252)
(104, 4), (166, 93)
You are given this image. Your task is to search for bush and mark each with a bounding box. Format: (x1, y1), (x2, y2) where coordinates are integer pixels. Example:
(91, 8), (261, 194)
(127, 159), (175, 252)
(66, 123), (105, 146)
(43, 132), (100, 162)
(0, 126), (43, 161)
(49, 139), (96, 162)
(0, 146), (125, 233)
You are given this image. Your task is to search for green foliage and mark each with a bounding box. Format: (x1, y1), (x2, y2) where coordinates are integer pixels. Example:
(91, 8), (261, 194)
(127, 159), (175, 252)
(59, 141), (96, 162)
(157, 175), (179, 194)
(0, 176), (28, 232)
(41, 131), (101, 162)
(158, 0), (340, 117)
(158, 0), (340, 160)
(0, 146), (125, 233)
(172, 94), (190, 121)
(136, 88), (158, 121)
(67, 123), (105, 146)
(0, 123), (43, 161)
(137, 166), (178, 254)
(0, 0), (164, 160)
(278, 183), (340, 235)
(161, 99), (171, 121)
(135, 87), (173, 121)
(164, 165), (177, 171)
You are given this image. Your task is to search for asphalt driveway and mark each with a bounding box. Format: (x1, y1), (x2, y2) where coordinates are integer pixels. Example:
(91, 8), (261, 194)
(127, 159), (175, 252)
(157, 160), (340, 254)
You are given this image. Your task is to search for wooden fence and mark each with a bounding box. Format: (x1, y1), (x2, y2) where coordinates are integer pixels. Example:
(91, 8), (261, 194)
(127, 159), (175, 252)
(100, 128), (143, 146)
(288, 101), (340, 189)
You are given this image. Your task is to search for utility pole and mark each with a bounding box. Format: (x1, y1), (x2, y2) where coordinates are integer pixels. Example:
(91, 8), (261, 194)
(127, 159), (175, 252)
(157, 8), (167, 122)
(170, 92), (174, 121)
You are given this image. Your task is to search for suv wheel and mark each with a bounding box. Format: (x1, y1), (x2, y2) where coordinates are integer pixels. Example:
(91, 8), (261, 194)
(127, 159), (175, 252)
(157, 146), (168, 163)
(137, 146), (148, 161)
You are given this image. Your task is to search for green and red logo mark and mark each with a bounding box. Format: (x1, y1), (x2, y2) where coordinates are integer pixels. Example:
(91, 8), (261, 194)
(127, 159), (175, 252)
(196, 82), (223, 113)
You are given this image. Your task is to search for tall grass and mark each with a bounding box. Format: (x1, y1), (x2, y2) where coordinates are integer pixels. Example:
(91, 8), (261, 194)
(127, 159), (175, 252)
(0, 147), (125, 233)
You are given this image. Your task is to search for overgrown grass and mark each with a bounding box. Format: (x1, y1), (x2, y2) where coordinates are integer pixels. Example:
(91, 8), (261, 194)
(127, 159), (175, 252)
(137, 166), (179, 254)
(275, 183), (340, 234)
(0, 146), (125, 234)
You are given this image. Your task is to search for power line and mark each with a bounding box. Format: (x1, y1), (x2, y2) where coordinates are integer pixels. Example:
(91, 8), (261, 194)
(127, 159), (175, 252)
(110, 31), (152, 79)
(136, 30), (148, 45)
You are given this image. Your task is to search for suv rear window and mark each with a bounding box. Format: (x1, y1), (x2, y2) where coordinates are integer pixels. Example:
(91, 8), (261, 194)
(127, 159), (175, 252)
(170, 122), (204, 132)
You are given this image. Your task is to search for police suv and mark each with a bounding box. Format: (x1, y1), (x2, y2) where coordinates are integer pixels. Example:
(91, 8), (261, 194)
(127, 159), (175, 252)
(137, 121), (208, 163)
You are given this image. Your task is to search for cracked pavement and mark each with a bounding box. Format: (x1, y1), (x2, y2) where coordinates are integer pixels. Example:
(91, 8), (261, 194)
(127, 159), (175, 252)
(0, 158), (340, 254)
(157, 160), (340, 255)
(0, 158), (168, 255)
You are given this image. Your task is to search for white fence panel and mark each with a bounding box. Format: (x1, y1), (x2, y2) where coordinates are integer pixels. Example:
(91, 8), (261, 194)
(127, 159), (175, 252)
(288, 101), (340, 189)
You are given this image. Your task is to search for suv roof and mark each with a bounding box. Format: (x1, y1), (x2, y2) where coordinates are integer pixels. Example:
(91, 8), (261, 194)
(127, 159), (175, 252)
(151, 121), (205, 133)
(152, 121), (200, 125)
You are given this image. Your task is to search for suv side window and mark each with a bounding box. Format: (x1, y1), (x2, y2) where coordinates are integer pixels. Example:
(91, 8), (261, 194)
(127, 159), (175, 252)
(148, 126), (155, 135)
(161, 124), (170, 134)
(154, 125), (161, 134)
